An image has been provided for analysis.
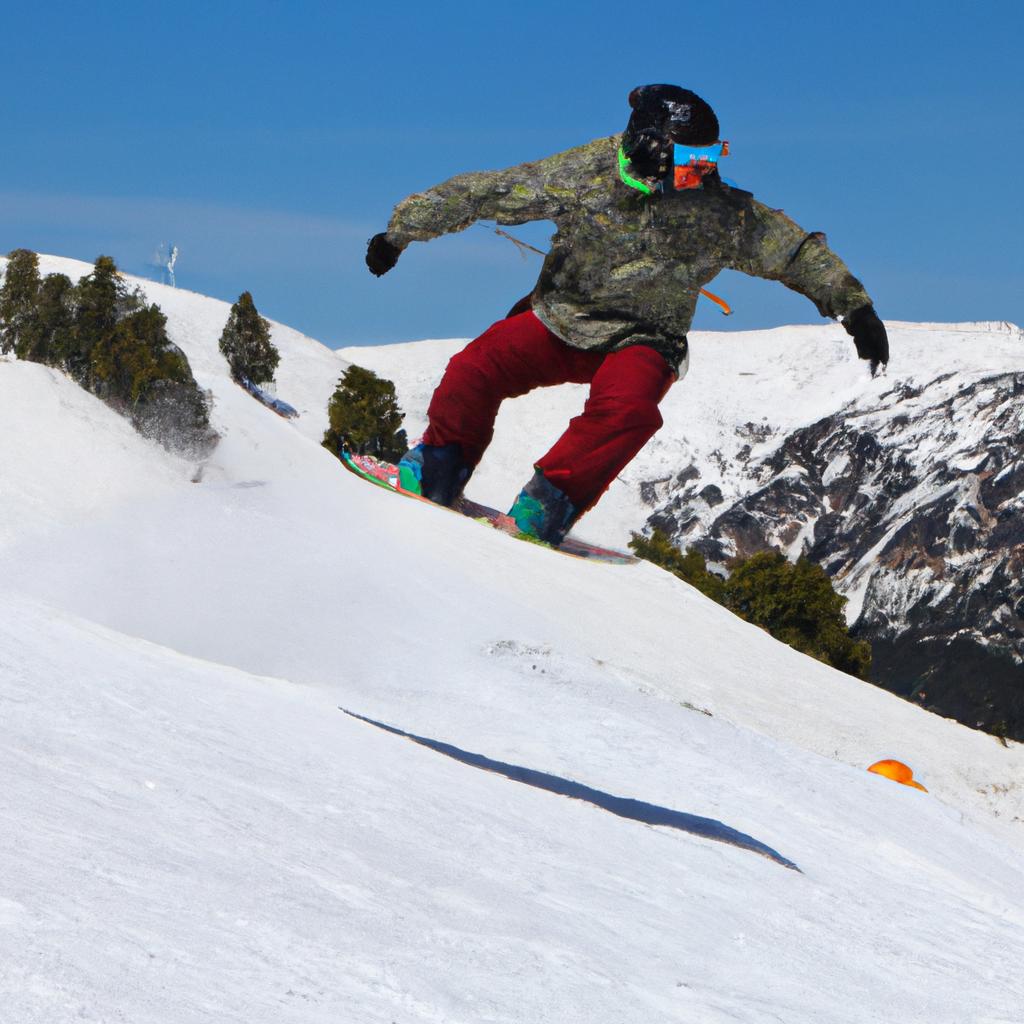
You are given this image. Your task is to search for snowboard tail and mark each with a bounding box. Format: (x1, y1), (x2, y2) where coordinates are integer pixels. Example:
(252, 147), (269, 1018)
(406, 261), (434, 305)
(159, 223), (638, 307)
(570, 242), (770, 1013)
(338, 450), (636, 565)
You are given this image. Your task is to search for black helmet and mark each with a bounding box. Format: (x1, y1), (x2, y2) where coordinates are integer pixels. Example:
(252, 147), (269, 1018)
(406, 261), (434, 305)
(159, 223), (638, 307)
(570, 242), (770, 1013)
(623, 84), (719, 178)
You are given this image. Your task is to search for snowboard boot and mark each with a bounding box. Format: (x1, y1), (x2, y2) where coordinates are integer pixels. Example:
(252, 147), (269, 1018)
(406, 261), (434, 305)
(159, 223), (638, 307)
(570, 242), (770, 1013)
(398, 442), (471, 506)
(507, 469), (579, 547)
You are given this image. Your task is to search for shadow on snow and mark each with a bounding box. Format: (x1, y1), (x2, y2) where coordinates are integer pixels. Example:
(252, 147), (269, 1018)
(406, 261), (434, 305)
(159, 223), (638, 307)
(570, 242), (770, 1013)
(341, 708), (800, 872)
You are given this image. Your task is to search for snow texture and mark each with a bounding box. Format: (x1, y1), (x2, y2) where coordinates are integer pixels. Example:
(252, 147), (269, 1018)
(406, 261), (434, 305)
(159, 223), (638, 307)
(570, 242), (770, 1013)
(2, 256), (1023, 1023)
(341, 313), (1024, 731)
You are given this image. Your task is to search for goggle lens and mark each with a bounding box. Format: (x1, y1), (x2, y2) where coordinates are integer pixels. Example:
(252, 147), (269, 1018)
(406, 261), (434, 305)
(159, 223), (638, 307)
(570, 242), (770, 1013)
(672, 140), (728, 165)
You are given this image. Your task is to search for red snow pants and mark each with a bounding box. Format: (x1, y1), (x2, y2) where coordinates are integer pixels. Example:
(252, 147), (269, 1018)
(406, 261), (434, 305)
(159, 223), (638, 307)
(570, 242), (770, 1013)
(422, 310), (675, 513)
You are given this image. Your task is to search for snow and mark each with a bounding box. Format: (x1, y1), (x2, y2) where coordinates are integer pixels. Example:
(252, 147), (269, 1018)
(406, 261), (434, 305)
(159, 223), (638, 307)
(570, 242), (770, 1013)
(2, 255), (1024, 1023)
(822, 453), (850, 489)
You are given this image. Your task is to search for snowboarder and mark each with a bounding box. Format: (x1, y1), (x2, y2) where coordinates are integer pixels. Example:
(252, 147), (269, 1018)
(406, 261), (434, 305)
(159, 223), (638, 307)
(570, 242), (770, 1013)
(365, 84), (889, 546)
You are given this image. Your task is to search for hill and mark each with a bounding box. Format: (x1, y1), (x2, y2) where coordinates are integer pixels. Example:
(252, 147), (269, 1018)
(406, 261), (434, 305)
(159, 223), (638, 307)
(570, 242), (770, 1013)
(342, 318), (1024, 738)
(1, 256), (1022, 1023)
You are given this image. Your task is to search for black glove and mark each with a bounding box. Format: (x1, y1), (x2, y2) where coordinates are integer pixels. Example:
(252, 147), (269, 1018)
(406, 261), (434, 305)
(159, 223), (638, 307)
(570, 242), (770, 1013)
(843, 304), (889, 376)
(366, 233), (401, 277)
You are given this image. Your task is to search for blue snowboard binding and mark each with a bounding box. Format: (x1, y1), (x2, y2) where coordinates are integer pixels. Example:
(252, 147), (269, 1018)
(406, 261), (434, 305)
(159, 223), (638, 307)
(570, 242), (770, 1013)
(507, 470), (579, 547)
(398, 442), (472, 507)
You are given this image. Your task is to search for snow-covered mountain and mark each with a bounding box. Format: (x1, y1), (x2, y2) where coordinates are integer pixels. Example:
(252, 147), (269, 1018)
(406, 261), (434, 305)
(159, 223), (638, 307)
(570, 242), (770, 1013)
(649, 348), (1024, 739)
(346, 320), (1024, 740)
(3, 256), (1024, 1023)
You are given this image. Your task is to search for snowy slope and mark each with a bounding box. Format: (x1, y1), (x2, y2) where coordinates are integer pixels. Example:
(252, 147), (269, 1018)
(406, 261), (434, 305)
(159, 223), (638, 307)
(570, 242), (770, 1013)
(341, 318), (1024, 738)
(2, 257), (1024, 1023)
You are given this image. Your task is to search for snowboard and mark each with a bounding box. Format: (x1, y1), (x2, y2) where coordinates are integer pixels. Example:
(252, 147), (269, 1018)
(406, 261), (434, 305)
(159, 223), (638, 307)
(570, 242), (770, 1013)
(339, 450), (637, 564)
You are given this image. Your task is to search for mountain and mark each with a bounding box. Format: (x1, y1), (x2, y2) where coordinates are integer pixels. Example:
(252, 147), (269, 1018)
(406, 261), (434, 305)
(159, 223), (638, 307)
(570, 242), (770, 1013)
(346, 320), (1024, 740)
(2, 256), (1023, 1023)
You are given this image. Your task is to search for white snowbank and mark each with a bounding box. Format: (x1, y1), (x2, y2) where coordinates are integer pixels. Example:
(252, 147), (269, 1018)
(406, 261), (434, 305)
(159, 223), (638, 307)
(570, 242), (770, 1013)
(2, 255), (1022, 1023)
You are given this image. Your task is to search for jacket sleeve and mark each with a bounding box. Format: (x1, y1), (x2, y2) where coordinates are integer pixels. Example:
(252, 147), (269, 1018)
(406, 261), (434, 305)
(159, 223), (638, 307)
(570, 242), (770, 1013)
(384, 148), (584, 249)
(732, 200), (872, 319)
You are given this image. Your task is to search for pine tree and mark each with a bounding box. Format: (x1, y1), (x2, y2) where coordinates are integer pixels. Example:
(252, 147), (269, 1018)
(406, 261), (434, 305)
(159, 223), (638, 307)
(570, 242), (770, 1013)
(67, 255), (142, 380)
(218, 291), (279, 385)
(89, 303), (188, 404)
(628, 529), (725, 603)
(322, 365), (408, 461)
(30, 273), (75, 364)
(87, 301), (214, 453)
(723, 551), (871, 679)
(0, 251), (213, 453)
(0, 249), (42, 356)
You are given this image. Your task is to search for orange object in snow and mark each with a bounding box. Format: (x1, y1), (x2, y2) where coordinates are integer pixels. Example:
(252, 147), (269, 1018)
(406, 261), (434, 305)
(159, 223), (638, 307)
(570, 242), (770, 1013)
(868, 759), (928, 792)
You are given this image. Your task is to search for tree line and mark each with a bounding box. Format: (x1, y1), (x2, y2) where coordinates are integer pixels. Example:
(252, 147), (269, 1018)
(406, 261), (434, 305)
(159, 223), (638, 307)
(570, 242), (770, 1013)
(0, 249), (215, 454)
(629, 529), (872, 679)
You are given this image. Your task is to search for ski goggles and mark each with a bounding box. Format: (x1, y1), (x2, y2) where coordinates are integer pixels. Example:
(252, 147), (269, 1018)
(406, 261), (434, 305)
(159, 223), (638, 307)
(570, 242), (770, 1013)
(672, 140), (729, 189)
(673, 140), (729, 165)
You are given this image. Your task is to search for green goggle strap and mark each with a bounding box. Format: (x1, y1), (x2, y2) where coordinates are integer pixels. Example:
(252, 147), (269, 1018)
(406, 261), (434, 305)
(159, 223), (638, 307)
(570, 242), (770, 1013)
(617, 146), (653, 195)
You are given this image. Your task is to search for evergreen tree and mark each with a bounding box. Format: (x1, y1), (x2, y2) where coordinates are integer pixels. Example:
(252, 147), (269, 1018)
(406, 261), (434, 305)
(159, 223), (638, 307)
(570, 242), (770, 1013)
(29, 273), (75, 364)
(722, 551), (872, 679)
(1, 251), (213, 454)
(322, 365), (407, 461)
(89, 303), (189, 404)
(0, 249), (42, 356)
(88, 301), (214, 453)
(218, 291), (279, 385)
(67, 256), (142, 380)
(628, 529), (725, 603)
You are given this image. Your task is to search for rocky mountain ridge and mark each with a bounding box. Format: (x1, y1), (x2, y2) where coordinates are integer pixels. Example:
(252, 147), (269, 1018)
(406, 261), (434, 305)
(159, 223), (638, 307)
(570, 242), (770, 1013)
(643, 322), (1024, 738)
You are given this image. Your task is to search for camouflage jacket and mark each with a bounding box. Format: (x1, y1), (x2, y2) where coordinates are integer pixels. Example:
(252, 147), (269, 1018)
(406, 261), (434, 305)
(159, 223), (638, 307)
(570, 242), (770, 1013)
(385, 134), (871, 372)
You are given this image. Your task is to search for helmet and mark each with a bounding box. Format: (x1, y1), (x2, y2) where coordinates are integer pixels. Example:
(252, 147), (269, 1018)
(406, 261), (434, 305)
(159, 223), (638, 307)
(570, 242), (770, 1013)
(623, 84), (719, 179)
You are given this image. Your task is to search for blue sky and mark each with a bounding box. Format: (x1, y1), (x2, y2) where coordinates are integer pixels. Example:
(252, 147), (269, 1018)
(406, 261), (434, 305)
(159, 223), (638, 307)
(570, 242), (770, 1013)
(1, 0), (1021, 348)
